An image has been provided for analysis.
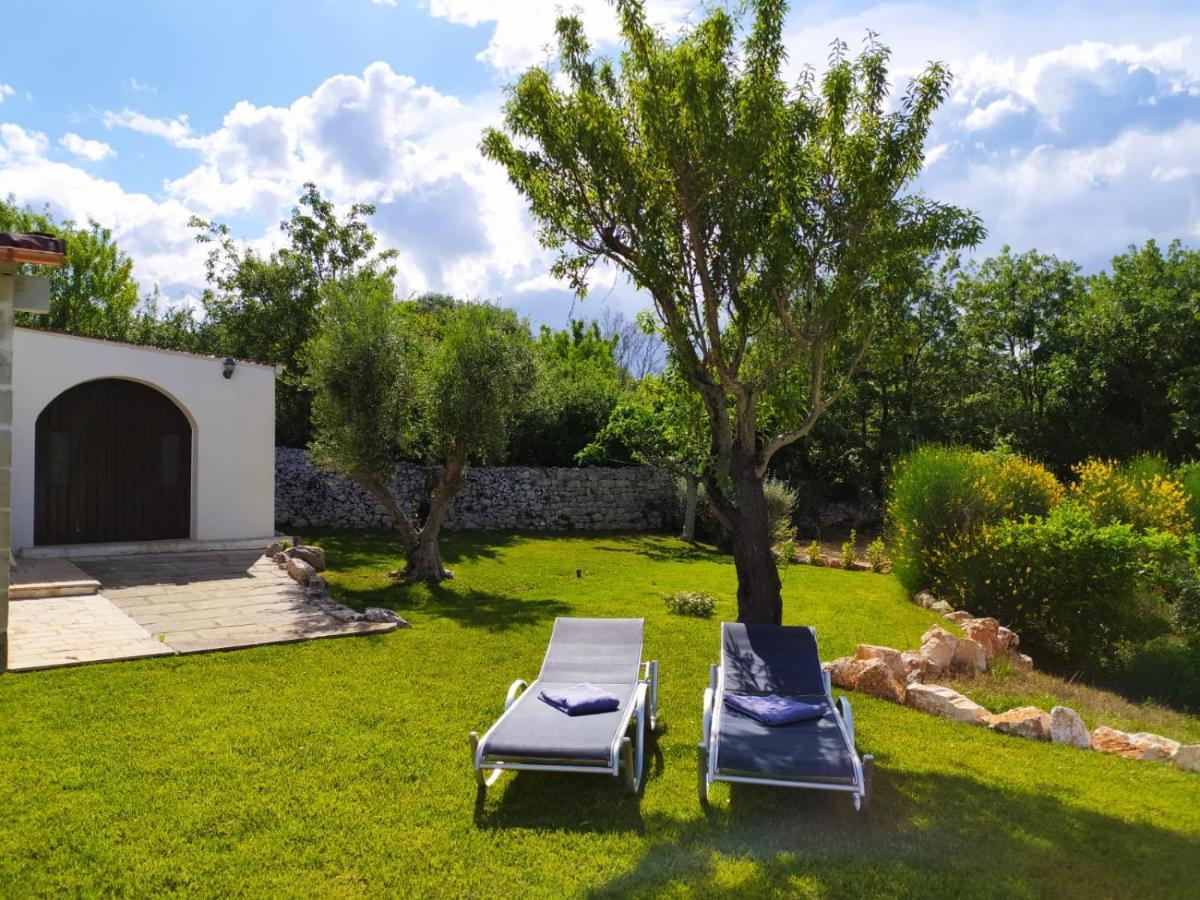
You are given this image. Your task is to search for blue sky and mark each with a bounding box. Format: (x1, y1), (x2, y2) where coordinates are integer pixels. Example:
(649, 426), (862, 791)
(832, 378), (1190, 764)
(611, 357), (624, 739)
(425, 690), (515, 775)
(2, 0), (1199, 327)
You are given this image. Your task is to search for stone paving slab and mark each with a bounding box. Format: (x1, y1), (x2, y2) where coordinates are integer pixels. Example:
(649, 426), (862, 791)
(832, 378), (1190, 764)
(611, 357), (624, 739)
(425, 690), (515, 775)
(8, 595), (173, 670)
(8, 550), (397, 671)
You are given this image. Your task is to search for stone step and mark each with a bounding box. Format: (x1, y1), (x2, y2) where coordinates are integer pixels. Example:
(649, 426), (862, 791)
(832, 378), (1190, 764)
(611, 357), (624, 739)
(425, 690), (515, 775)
(9, 578), (101, 600)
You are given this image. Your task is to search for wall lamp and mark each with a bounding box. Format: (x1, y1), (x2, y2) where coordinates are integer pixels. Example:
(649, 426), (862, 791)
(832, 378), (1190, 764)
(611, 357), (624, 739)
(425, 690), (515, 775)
(222, 357), (237, 379)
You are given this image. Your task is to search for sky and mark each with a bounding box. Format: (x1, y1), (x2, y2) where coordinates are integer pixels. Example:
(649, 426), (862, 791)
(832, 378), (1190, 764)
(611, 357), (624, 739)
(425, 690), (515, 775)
(1, 0), (1199, 328)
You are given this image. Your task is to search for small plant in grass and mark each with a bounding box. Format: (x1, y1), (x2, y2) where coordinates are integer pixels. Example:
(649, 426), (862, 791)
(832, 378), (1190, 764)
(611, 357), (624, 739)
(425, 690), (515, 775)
(664, 590), (716, 618)
(866, 537), (888, 572)
(841, 529), (858, 569)
(806, 539), (822, 565)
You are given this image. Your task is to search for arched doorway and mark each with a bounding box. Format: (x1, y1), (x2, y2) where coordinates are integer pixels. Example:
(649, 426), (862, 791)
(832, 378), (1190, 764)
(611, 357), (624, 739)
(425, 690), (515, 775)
(34, 379), (192, 545)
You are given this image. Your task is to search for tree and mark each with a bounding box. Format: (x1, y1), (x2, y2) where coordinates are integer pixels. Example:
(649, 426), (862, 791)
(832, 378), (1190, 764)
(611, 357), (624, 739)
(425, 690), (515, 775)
(306, 277), (536, 583)
(193, 183), (392, 446)
(483, 0), (983, 622)
(510, 319), (625, 465)
(579, 366), (708, 540)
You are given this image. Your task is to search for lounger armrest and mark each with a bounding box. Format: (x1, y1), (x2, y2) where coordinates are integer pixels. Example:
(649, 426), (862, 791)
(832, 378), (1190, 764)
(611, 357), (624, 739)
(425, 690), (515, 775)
(708, 662), (719, 691)
(701, 685), (714, 747)
(837, 695), (856, 746)
(505, 679), (529, 710)
(642, 660), (660, 730)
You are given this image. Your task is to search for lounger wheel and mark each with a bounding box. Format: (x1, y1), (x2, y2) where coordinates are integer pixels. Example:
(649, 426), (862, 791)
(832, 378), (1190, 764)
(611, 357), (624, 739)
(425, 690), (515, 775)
(857, 754), (874, 812)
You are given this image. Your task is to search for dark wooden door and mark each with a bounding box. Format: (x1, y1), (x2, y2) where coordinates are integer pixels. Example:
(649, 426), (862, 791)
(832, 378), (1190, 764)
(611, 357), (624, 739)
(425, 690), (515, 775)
(35, 379), (192, 545)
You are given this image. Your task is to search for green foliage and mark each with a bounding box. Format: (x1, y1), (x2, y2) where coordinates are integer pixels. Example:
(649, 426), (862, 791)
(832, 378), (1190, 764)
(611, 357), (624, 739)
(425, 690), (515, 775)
(806, 539), (823, 565)
(888, 447), (1062, 593)
(418, 303), (537, 464)
(663, 590), (716, 618)
(866, 537), (888, 572)
(305, 271), (413, 487)
(693, 475), (799, 548)
(933, 503), (1177, 675)
(510, 320), (623, 466)
(1070, 457), (1192, 536)
(841, 529), (858, 569)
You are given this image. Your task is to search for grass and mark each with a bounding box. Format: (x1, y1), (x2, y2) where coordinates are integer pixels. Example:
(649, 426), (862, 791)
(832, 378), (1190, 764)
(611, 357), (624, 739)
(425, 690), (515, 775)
(1, 532), (1198, 898)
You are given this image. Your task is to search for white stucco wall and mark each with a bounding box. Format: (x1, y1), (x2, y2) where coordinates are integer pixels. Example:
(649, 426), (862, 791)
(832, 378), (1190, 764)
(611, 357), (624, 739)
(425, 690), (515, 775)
(11, 328), (276, 550)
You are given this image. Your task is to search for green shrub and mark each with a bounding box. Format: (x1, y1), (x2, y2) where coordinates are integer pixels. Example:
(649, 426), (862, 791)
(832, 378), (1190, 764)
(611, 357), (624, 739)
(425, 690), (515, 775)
(866, 537), (887, 572)
(1175, 462), (1200, 531)
(888, 447), (1062, 593)
(663, 590), (716, 618)
(805, 539), (822, 565)
(690, 476), (798, 548)
(840, 529), (857, 569)
(1114, 636), (1200, 712)
(933, 503), (1178, 675)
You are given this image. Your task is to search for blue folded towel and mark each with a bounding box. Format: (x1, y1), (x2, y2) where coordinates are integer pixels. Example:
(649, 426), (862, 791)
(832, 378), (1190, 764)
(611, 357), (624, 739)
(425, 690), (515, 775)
(723, 693), (827, 726)
(539, 683), (621, 716)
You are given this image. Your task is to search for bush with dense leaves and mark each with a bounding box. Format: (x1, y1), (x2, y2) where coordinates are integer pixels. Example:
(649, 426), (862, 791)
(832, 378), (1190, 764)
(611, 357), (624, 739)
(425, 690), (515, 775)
(1070, 457), (1191, 536)
(685, 476), (798, 548)
(888, 447), (1062, 594)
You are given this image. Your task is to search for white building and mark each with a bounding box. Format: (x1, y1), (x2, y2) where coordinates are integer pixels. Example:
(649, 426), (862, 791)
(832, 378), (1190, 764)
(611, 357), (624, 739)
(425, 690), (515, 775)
(11, 327), (276, 555)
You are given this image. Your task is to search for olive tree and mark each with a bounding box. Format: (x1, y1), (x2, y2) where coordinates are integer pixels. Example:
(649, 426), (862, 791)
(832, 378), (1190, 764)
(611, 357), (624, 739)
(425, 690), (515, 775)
(306, 272), (535, 583)
(483, 0), (983, 623)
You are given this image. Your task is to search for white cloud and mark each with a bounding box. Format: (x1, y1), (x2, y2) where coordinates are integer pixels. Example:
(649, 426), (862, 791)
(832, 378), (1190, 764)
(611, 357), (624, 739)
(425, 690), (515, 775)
(59, 132), (116, 161)
(0, 83), (14, 103)
(963, 96), (1027, 132)
(0, 123), (49, 160)
(102, 108), (200, 147)
(423, 0), (693, 74)
(126, 78), (158, 94)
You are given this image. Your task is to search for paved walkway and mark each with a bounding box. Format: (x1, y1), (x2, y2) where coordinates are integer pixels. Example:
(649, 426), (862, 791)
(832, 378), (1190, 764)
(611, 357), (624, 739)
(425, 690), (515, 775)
(8, 550), (395, 671)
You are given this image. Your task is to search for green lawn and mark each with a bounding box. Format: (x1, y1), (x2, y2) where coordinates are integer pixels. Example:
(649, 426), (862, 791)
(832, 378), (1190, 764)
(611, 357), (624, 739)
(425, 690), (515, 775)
(2, 533), (1199, 898)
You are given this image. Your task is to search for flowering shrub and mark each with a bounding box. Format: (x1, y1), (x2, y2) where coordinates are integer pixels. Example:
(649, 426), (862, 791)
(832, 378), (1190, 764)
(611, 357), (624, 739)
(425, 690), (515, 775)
(663, 590), (716, 618)
(1071, 457), (1191, 536)
(888, 447), (1062, 594)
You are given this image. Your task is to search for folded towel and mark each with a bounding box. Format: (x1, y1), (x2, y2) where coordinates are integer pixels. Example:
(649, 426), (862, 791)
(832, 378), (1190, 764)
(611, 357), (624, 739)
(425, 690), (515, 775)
(723, 693), (827, 726)
(539, 683), (622, 716)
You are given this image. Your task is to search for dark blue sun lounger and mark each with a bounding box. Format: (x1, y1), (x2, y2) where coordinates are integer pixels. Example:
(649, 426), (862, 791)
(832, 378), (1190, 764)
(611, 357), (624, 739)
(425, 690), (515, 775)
(471, 617), (659, 794)
(699, 623), (873, 810)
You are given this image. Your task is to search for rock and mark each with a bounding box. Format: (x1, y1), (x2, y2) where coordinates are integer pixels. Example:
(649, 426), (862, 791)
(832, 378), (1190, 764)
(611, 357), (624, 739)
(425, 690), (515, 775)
(963, 618), (1004, 660)
(1173, 745), (1200, 773)
(906, 684), (989, 724)
(900, 650), (927, 683)
(273, 552), (288, 565)
(326, 605), (365, 623)
(997, 626), (1019, 653)
(985, 706), (1051, 740)
(915, 590), (939, 609)
(921, 624), (958, 649)
(943, 610), (973, 625)
(952, 637), (988, 673)
(1050, 706), (1091, 749)
(1010, 652), (1034, 673)
(824, 656), (865, 690)
(266, 541), (284, 557)
(285, 556), (316, 586)
(1128, 732), (1181, 763)
(854, 644), (907, 683)
(287, 544), (326, 572)
(920, 638), (956, 672)
(306, 575), (328, 595)
(853, 658), (906, 704)
(930, 599), (955, 614)
(364, 607), (410, 627)
(1091, 726), (1142, 759)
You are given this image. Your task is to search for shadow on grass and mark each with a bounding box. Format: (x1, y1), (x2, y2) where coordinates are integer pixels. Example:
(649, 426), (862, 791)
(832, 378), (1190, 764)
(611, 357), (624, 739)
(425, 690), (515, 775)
(305, 530), (523, 571)
(327, 580), (570, 633)
(584, 767), (1200, 897)
(590, 537), (727, 565)
(473, 728), (668, 835)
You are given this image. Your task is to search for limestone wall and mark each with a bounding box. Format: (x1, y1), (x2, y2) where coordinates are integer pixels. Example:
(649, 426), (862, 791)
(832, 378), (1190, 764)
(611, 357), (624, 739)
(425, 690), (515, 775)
(275, 448), (676, 532)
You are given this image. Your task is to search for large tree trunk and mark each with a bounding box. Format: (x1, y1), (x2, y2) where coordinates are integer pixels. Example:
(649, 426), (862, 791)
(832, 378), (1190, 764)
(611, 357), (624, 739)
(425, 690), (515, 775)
(729, 471), (783, 625)
(681, 472), (698, 543)
(401, 444), (468, 584)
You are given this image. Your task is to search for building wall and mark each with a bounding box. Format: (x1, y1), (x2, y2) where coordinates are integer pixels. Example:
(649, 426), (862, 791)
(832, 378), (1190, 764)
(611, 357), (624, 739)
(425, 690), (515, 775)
(11, 328), (276, 551)
(276, 448), (678, 533)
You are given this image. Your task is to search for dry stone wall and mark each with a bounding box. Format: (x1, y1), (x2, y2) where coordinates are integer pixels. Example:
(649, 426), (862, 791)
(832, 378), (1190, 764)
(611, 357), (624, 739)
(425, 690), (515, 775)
(275, 448), (677, 532)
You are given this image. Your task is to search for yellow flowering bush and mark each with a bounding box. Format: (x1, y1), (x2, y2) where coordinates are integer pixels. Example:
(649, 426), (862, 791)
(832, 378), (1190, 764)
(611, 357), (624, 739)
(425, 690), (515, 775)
(1071, 457), (1191, 536)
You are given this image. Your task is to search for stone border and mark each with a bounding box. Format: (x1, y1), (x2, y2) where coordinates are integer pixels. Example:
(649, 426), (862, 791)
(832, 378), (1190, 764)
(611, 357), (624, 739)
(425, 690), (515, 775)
(823, 593), (1198, 775)
(266, 540), (410, 629)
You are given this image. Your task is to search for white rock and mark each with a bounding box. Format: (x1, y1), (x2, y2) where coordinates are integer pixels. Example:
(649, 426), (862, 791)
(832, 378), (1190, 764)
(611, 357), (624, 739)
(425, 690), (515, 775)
(854, 644), (907, 683)
(1050, 706), (1091, 749)
(285, 556), (316, 585)
(906, 684), (989, 724)
(1128, 732), (1181, 763)
(985, 706), (1051, 740)
(1173, 744), (1200, 773)
(952, 638), (988, 673)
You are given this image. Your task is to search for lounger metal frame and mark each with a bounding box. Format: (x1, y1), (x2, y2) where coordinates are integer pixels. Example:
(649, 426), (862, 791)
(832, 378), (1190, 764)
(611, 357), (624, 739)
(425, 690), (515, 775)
(698, 627), (873, 810)
(471, 659), (659, 794)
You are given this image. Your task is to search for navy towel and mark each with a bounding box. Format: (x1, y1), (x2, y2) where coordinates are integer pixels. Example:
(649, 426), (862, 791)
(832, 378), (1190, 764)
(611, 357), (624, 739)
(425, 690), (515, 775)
(539, 683), (622, 716)
(724, 693), (826, 726)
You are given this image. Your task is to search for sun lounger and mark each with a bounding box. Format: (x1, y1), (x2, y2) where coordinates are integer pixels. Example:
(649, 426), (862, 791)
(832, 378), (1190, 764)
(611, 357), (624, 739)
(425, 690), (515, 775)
(470, 617), (659, 794)
(698, 622), (873, 810)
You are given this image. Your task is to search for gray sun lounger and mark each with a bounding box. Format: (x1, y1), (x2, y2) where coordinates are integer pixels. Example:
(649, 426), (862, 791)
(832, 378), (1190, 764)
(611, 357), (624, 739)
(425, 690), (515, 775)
(470, 617), (659, 794)
(699, 622), (873, 810)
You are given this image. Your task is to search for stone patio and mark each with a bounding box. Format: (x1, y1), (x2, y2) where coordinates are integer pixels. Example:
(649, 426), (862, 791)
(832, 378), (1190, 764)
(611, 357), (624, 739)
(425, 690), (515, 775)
(8, 549), (396, 671)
